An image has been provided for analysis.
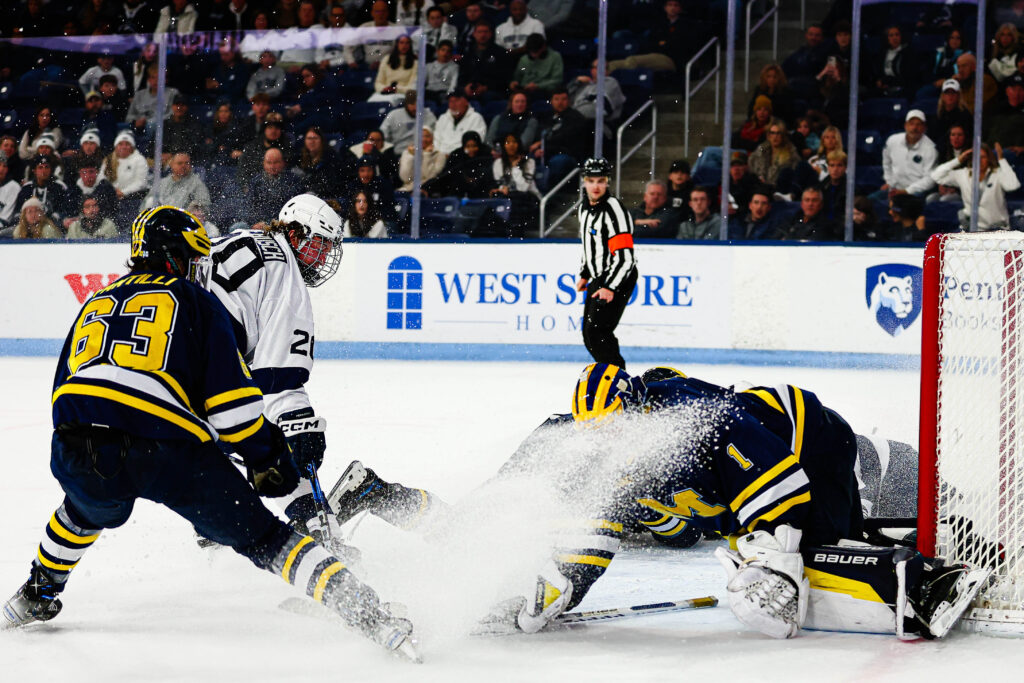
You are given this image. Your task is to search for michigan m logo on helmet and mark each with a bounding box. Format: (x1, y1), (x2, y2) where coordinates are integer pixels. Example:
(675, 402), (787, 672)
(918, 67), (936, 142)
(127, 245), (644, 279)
(572, 363), (634, 429)
(130, 205), (211, 283)
(278, 194), (344, 288)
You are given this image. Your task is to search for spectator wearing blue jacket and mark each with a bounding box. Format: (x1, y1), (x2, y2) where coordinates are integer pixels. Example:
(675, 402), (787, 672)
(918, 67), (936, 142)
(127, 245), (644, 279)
(728, 187), (780, 240)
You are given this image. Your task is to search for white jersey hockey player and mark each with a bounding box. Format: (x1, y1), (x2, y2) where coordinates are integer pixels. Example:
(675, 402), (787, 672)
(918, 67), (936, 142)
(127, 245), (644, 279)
(208, 193), (344, 542)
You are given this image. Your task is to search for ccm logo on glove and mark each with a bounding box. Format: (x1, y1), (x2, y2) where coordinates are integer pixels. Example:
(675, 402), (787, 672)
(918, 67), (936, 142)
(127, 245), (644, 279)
(279, 417), (326, 434)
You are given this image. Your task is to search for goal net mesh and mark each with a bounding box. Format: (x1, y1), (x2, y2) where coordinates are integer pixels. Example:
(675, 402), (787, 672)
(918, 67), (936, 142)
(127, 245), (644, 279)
(929, 232), (1024, 628)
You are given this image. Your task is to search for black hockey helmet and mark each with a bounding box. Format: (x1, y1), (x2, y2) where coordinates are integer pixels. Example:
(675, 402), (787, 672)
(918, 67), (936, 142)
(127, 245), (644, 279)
(130, 205), (211, 283)
(581, 157), (613, 178)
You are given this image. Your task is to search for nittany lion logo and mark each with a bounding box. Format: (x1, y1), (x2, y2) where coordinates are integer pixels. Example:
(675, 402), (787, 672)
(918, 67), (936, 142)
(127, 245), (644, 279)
(865, 264), (922, 337)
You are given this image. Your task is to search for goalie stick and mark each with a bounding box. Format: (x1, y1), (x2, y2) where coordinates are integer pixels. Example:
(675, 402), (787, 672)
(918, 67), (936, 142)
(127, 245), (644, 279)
(470, 595), (719, 635)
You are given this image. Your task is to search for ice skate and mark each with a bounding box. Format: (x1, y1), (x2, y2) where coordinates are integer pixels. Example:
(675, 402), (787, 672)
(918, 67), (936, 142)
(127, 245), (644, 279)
(2, 566), (63, 629)
(914, 564), (992, 638)
(327, 460), (389, 525)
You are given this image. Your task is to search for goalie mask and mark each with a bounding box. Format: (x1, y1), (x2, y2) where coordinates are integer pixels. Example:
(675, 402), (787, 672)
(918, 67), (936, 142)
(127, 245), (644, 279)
(572, 363), (642, 429)
(130, 205), (211, 285)
(278, 193), (344, 288)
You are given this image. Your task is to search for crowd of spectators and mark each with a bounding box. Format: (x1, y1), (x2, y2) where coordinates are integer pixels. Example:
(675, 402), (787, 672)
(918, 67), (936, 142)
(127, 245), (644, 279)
(689, 0), (1024, 242)
(1, 0), (721, 240)
(7, 0), (1018, 243)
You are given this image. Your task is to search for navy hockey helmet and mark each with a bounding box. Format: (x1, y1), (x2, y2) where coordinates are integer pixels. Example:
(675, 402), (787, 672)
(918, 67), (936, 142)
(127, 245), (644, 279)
(581, 157), (613, 178)
(572, 363), (639, 429)
(278, 193), (344, 288)
(130, 205), (211, 283)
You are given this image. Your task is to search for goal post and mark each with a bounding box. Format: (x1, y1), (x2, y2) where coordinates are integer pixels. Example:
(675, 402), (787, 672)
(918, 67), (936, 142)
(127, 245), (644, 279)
(918, 232), (1024, 635)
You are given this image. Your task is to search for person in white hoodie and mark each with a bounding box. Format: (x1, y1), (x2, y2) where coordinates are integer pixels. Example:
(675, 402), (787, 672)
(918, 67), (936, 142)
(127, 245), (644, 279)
(433, 93), (487, 155)
(930, 141), (1022, 230)
(494, 0), (545, 54)
(100, 131), (151, 222)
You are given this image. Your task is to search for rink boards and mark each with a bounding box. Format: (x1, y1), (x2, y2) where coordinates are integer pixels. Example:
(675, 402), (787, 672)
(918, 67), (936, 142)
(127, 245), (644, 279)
(0, 240), (925, 366)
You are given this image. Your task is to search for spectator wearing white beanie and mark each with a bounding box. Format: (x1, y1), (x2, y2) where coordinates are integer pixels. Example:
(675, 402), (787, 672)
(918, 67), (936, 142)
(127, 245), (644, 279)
(13, 196), (62, 240)
(101, 131), (151, 203)
(64, 130), (106, 182)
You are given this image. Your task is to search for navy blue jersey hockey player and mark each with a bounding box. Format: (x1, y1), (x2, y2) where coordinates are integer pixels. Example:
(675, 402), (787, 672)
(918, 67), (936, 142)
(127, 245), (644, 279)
(1, 207), (417, 658)
(327, 363), (988, 642)
(536, 363), (988, 640)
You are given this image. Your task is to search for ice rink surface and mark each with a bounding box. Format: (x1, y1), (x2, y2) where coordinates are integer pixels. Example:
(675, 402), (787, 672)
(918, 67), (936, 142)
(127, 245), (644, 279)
(3, 356), (1024, 681)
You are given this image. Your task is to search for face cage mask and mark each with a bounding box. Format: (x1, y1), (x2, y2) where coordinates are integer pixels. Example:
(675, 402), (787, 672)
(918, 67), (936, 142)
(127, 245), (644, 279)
(189, 256), (212, 289)
(294, 234), (342, 288)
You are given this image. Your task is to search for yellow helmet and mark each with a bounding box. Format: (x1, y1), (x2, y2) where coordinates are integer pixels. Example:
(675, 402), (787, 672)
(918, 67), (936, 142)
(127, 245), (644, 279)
(572, 363), (635, 429)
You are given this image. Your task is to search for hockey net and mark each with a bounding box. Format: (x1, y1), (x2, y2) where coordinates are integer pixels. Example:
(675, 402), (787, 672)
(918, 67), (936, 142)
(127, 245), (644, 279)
(919, 232), (1024, 635)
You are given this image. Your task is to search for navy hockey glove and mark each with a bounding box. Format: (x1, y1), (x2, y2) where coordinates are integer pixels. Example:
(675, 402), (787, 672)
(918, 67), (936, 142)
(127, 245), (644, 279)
(278, 408), (327, 471)
(250, 423), (301, 497)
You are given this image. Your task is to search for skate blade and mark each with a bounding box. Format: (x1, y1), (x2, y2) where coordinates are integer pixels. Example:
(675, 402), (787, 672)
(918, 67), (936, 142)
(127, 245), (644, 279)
(931, 568), (993, 638)
(326, 461), (367, 512)
(394, 637), (423, 664)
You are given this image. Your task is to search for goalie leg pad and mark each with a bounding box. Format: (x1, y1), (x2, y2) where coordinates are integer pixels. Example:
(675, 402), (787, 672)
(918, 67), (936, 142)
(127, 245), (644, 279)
(801, 543), (923, 638)
(715, 525), (809, 639)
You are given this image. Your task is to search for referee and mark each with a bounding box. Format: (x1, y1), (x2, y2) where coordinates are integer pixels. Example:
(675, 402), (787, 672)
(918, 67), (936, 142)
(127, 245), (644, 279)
(575, 157), (638, 369)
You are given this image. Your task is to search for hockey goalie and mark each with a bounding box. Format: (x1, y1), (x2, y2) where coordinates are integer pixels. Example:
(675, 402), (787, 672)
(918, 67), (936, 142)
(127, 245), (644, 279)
(323, 364), (989, 641)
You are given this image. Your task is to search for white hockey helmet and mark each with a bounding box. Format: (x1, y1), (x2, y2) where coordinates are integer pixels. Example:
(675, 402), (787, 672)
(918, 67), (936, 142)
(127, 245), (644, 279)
(278, 193), (343, 287)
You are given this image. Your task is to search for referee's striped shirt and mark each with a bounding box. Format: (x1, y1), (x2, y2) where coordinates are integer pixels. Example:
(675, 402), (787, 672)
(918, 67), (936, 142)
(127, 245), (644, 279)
(578, 193), (637, 290)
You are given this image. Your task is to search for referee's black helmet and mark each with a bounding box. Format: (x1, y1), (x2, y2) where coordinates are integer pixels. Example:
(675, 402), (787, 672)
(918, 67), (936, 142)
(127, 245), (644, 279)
(581, 157), (613, 177)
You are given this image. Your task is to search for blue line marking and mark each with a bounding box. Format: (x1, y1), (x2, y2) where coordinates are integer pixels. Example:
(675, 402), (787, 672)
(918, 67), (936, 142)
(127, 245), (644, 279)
(0, 339), (919, 370)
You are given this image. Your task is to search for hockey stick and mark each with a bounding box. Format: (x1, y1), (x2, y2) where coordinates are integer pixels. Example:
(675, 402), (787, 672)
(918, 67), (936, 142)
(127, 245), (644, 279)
(305, 463), (334, 545)
(470, 595), (719, 636)
(556, 595), (718, 624)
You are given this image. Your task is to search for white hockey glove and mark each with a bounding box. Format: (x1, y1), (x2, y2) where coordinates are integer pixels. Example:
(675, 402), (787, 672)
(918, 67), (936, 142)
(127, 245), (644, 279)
(715, 525), (809, 639)
(517, 561), (574, 634)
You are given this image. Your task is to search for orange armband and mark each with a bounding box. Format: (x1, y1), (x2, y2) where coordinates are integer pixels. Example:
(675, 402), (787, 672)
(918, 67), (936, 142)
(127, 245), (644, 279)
(608, 233), (634, 252)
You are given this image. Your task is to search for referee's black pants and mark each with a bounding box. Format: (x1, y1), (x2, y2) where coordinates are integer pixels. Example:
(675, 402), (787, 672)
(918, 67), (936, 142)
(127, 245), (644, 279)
(582, 268), (638, 369)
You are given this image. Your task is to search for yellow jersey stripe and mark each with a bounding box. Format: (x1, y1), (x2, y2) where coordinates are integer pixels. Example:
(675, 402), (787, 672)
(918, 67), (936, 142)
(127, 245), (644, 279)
(749, 491), (812, 527)
(792, 386), (805, 461)
(805, 568), (884, 603)
(555, 553), (612, 568)
(313, 562), (347, 602)
(150, 370), (193, 411)
(37, 548), (77, 572)
(743, 389), (785, 413)
(52, 384), (212, 443)
(281, 535), (314, 582)
(729, 454), (799, 512)
(219, 415), (265, 443)
(204, 386), (262, 411)
(49, 513), (100, 545)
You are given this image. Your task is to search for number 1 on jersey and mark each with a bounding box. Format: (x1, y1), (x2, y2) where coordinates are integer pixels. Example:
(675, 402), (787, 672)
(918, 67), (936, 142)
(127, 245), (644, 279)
(728, 444), (754, 470)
